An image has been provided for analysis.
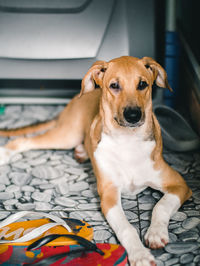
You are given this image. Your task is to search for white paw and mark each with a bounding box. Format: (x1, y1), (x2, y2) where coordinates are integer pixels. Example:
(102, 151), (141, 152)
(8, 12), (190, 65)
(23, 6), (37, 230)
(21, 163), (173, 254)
(0, 147), (15, 165)
(145, 224), (169, 249)
(74, 144), (89, 163)
(129, 247), (156, 266)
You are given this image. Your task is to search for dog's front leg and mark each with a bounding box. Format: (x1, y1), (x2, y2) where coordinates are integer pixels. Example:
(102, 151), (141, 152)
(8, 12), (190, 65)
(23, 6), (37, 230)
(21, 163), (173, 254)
(145, 165), (192, 249)
(145, 188), (191, 249)
(145, 193), (180, 249)
(98, 181), (155, 266)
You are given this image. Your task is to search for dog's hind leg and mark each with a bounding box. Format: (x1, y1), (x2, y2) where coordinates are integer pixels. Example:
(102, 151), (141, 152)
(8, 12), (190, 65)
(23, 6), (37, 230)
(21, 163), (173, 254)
(0, 91), (100, 165)
(74, 144), (89, 163)
(0, 123), (84, 165)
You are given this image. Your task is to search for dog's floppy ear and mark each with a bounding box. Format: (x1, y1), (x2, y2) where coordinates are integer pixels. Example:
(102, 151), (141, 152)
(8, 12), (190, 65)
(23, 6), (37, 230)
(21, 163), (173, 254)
(79, 60), (108, 97)
(141, 57), (172, 91)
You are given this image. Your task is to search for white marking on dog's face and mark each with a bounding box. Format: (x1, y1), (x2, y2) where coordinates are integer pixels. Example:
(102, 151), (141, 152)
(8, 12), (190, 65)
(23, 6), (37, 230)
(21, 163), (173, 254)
(94, 132), (162, 194)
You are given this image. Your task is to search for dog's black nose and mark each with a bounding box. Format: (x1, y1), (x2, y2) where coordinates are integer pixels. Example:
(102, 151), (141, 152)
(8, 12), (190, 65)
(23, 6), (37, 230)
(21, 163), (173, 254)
(123, 107), (142, 124)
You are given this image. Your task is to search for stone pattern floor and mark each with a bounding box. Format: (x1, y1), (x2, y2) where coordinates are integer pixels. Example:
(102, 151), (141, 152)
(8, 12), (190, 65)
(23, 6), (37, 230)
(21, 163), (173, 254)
(0, 104), (200, 266)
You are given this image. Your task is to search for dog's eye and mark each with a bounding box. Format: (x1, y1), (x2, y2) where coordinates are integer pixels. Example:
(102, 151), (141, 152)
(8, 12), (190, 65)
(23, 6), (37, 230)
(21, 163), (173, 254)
(110, 82), (120, 90)
(137, 80), (148, 90)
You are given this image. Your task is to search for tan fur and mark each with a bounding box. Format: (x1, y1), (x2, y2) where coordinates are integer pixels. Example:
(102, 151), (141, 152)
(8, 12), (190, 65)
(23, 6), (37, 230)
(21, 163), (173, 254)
(0, 56), (192, 265)
(0, 119), (57, 137)
(151, 114), (192, 204)
(0, 56), (191, 206)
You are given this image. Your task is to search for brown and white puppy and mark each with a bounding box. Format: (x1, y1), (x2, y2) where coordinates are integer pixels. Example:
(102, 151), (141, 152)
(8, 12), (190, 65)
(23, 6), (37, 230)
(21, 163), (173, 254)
(0, 56), (192, 266)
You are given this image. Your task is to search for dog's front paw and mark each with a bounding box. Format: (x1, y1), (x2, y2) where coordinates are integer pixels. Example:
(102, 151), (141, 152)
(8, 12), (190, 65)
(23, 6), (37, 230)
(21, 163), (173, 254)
(129, 247), (156, 266)
(0, 147), (15, 165)
(145, 224), (169, 249)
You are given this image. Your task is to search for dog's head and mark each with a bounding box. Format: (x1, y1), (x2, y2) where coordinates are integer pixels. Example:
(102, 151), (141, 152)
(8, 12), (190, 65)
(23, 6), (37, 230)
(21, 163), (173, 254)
(80, 56), (171, 129)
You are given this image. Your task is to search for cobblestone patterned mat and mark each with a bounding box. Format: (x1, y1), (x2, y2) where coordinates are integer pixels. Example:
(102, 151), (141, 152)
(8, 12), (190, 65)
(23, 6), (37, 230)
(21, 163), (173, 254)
(0, 105), (200, 266)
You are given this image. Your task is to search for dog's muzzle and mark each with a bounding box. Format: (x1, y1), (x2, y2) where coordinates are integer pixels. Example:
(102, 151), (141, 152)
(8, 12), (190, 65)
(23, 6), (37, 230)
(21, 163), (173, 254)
(123, 107), (142, 125)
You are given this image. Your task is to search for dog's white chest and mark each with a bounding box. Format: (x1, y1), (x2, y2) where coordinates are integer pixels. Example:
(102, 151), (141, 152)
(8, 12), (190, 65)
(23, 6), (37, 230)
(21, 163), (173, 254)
(94, 133), (161, 192)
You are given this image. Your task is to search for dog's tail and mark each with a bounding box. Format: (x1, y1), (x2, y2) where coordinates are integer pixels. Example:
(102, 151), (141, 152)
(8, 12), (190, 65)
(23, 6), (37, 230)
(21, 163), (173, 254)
(0, 119), (57, 137)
